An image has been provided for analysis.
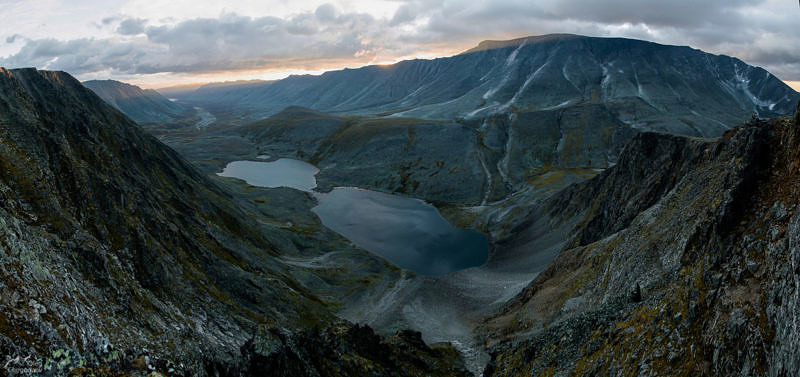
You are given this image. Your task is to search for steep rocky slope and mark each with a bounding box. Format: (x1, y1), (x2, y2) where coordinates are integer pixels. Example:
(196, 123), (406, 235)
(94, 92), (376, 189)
(234, 105), (630, 205)
(0, 68), (468, 376)
(240, 107), (487, 203)
(480, 104), (800, 376)
(172, 34), (799, 137)
(83, 79), (190, 124)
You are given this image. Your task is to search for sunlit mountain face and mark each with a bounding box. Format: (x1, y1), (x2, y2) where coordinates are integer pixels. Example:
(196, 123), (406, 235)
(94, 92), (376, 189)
(2, 1), (800, 376)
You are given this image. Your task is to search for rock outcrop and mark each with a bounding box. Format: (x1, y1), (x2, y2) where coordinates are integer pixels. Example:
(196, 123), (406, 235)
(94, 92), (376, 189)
(481, 104), (800, 376)
(239, 322), (470, 377)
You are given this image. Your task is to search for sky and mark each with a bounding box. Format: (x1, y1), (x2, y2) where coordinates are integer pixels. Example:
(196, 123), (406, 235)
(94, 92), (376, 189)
(0, 0), (798, 91)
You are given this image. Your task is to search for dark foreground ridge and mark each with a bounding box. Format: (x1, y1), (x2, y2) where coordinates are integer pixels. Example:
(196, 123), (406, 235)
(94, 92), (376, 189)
(482, 103), (800, 376)
(0, 68), (468, 376)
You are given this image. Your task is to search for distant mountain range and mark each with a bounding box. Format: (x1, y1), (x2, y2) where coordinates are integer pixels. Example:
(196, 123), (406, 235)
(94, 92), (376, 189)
(84, 79), (191, 124)
(168, 34), (800, 137)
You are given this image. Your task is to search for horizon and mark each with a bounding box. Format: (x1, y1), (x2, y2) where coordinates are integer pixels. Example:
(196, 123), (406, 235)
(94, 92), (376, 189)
(83, 34), (800, 93)
(146, 33), (800, 93)
(1, 0), (798, 90)
(5, 45), (800, 93)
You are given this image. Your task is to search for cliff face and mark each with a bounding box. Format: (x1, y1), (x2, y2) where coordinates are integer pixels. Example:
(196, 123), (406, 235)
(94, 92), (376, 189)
(481, 103), (800, 376)
(0, 68), (467, 376)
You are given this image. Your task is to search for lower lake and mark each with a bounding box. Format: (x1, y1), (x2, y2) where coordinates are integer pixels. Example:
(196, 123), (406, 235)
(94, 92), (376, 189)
(218, 158), (488, 276)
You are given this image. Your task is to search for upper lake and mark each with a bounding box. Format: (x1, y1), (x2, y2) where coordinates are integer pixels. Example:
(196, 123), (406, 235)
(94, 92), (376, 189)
(217, 158), (319, 192)
(218, 158), (488, 276)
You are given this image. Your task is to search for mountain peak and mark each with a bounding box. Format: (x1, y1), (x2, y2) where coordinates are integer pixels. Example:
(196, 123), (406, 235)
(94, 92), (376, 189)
(2, 67), (78, 89)
(461, 33), (583, 54)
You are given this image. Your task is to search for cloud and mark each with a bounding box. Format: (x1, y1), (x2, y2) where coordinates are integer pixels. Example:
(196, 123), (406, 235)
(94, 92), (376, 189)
(102, 16), (120, 25)
(315, 4), (338, 22)
(390, 4), (417, 26)
(536, 0), (757, 29)
(5, 34), (23, 44)
(0, 10), (389, 76)
(0, 0), (798, 82)
(117, 18), (147, 35)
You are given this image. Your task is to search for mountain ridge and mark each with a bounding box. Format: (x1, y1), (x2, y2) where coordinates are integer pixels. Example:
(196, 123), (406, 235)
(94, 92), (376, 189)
(461, 33), (584, 54)
(83, 79), (190, 124)
(169, 34), (799, 139)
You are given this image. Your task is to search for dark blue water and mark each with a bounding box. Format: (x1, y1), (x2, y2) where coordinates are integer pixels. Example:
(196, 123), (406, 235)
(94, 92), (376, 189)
(312, 187), (488, 276)
(218, 159), (489, 276)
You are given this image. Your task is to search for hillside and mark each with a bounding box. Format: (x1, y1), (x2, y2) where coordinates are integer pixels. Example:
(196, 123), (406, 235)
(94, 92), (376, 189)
(83, 79), (191, 124)
(233, 105), (630, 205)
(479, 103), (800, 376)
(0, 68), (468, 376)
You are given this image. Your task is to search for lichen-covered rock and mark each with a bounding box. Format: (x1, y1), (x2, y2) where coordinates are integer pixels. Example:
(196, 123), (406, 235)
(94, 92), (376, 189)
(239, 322), (471, 377)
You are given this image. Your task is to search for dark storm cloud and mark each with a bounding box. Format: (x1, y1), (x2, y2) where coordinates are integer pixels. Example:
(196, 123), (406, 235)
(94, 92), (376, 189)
(1, 0), (798, 81)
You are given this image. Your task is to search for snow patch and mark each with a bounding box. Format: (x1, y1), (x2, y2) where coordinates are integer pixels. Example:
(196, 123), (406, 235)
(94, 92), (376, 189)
(483, 70), (514, 100)
(497, 114), (515, 186)
(467, 102), (499, 118)
(478, 153), (492, 206)
(543, 99), (575, 111)
(600, 65), (611, 94)
(501, 62), (549, 111)
(561, 59), (581, 91)
(726, 64), (773, 113)
(505, 43), (525, 67)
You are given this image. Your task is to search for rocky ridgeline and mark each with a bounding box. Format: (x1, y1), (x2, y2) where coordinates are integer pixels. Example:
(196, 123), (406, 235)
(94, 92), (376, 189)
(0, 68), (466, 376)
(83, 80), (191, 124)
(481, 103), (800, 376)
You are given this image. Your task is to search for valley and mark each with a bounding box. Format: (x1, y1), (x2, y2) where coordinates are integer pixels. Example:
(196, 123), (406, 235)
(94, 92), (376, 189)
(2, 31), (800, 377)
(128, 35), (800, 375)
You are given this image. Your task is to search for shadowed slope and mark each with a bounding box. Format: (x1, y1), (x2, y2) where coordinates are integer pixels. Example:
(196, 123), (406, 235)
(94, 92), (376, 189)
(0, 68), (469, 376)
